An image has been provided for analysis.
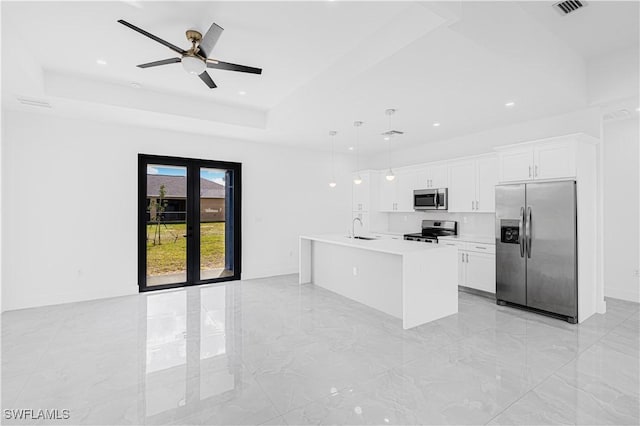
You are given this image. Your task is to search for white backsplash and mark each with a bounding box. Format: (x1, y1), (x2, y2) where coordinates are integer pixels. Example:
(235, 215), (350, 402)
(386, 211), (495, 237)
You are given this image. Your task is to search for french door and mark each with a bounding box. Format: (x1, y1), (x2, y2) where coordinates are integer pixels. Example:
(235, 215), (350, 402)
(138, 154), (241, 291)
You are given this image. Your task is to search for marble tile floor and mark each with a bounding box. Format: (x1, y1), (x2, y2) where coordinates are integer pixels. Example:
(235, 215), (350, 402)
(1, 274), (638, 425)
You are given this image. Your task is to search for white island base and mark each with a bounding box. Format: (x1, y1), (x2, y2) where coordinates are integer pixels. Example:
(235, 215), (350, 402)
(299, 235), (458, 329)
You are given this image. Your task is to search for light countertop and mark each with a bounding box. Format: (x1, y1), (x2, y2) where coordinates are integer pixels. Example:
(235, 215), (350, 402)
(439, 235), (495, 245)
(300, 234), (451, 256)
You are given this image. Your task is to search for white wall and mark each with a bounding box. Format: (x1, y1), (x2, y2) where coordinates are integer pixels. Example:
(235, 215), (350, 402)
(602, 116), (640, 302)
(588, 47), (640, 105)
(1, 110), (353, 311)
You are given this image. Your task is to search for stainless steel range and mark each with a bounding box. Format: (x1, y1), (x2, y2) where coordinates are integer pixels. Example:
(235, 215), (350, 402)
(403, 220), (457, 243)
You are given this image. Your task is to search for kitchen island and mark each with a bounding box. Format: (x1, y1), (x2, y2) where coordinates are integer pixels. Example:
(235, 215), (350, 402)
(299, 235), (458, 329)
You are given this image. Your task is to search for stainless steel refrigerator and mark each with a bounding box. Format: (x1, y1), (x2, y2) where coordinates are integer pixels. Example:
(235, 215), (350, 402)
(495, 181), (578, 323)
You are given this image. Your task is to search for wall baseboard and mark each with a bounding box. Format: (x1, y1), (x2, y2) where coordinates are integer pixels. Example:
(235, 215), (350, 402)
(605, 287), (640, 303)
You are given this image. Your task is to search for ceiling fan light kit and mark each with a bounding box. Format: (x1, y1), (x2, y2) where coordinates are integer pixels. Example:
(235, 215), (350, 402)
(181, 55), (206, 75)
(117, 19), (262, 89)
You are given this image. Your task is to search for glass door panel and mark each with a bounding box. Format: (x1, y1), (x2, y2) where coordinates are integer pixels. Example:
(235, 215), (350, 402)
(199, 167), (235, 280)
(145, 164), (188, 286)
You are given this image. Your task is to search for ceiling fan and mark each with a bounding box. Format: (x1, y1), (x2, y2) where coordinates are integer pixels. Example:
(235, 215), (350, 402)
(117, 19), (262, 89)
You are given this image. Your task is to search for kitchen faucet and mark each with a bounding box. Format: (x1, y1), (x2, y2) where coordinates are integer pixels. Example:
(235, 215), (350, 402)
(352, 217), (363, 238)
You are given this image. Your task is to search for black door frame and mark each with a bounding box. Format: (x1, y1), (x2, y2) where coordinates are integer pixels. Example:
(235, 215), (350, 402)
(138, 154), (242, 292)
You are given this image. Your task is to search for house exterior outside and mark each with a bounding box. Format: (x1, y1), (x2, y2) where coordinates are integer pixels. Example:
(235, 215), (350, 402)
(146, 174), (225, 222)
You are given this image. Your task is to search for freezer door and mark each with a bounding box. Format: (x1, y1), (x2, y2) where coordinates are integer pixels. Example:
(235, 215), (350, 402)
(525, 181), (577, 318)
(495, 184), (527, 305)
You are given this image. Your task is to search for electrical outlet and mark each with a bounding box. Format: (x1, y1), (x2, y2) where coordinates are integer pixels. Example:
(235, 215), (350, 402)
(463, 216), (468, 224)
(352, 266), (358, 276)
(634, 269), (639, 278)
(403, 215), (408, 222)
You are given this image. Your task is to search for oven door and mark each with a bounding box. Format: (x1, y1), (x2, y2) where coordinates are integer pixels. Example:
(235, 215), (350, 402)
(414, 189), (438, 210)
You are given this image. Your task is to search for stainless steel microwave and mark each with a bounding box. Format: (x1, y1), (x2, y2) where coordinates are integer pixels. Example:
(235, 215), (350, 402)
(413, 188), (448, 210)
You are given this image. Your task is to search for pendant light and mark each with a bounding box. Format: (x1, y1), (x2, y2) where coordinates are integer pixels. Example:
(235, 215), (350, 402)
(353, 121), (364, 185)
(381, 108), (403, 181)
(328, 130), (337, 188)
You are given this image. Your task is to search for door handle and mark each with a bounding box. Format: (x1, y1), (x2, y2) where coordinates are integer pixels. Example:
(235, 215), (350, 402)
(519, 207), (525, 258)
(526, 206), (532, 258)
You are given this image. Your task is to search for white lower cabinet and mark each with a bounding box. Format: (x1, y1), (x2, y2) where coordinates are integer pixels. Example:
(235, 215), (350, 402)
(444, 241), (496, 294)
(464, 251), (495, 293)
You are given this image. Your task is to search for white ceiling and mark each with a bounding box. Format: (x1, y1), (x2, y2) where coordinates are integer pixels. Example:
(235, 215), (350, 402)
(2, 1), (639, 154)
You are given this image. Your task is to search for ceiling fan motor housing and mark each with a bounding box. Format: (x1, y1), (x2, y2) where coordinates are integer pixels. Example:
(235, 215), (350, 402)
(185, 30), (202, 43)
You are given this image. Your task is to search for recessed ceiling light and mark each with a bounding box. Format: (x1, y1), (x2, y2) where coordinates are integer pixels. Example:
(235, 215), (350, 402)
(130, 82), (142, 89)
(238, 90), (247, 96)
(383, 136), (390, 141)
(433, 122), (440, 127)
(96, 59), (107, 65)
(505, 101), (515, 107)
(348, 146), (354, 151)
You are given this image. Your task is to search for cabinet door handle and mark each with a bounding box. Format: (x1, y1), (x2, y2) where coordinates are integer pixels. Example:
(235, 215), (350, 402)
(461, 253), (464, 262)
(475, 246), (486, 250)
(535, 165), (538, 177)
(471, 200), (474, 210)
(528, 166), (532, 178)
(466, 253), (469, 262)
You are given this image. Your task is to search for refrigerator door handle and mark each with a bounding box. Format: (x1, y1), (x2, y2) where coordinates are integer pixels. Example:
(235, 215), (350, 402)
(526, 206), (532, 258)
(519, 206), (525, 258)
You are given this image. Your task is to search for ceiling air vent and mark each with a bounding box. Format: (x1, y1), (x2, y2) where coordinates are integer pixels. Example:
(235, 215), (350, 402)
(17, 97), (52, 108)
(554, 0), (586, 15)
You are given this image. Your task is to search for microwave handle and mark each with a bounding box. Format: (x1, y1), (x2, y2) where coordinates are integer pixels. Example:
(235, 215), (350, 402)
(435, 192), (439, 208)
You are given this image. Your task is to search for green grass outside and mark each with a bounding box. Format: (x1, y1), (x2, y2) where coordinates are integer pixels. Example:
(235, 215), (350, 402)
(146, 222), (225, 276)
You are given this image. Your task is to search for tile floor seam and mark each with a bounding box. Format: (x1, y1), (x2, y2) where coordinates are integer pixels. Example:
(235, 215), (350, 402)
(481, 309), (638, 426)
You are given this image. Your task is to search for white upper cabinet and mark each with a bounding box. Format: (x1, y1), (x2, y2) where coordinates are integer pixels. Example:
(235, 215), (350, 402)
(534, 141), (576, 180)
(448, 161), (476, 212)
(378, 168), (417, 212)
(498, 149), (534, 182)
(475, 156), (498, 213)
(352, 172), (370, 212)
(429, 164), (449, 188)
(378, 173), (397, 212)
(497, 137), (578, 183)
(396, 169), (418, 212)
(417, 163), (448, 188)
(352, 170), (382, 215)
(448, 156), (497, 213)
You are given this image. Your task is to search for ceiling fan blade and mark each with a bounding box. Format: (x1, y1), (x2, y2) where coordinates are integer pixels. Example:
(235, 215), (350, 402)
(137, 58), (182, 68)
(198, 71), (217, 89)
(198, 22), (224, 58)
(118, 19), (186, 55)
(206, 60), (262, 75)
